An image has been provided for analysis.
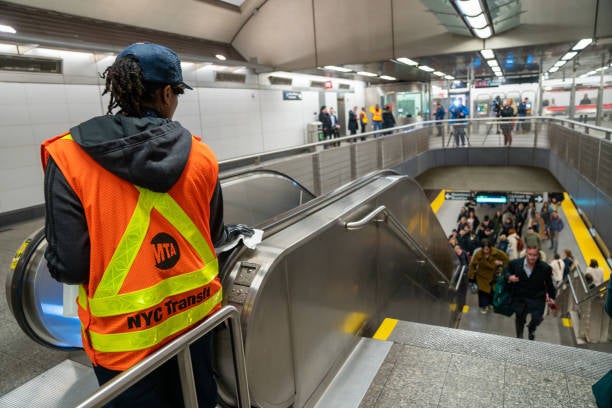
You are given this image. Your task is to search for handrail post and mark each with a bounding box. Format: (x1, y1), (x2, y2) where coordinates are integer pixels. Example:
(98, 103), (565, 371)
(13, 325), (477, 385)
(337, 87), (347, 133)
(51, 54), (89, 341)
(177, 348), (198, 408)
(229, 310), (250, 408)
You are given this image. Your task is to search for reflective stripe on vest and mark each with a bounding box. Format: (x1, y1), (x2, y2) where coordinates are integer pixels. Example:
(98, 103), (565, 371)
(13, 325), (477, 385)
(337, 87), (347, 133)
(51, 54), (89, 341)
(76, 187), (220, 352)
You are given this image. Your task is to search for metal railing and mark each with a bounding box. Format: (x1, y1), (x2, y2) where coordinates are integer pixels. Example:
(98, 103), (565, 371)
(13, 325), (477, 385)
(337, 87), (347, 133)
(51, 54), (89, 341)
(345, 205), (451, 287)
(75, 306), (250, 408)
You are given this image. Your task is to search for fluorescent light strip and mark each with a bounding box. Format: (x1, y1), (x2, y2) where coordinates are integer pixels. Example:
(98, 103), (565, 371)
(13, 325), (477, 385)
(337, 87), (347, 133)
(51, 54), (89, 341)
(379, 75), (396, 80)
(0, 24), (16, 34)
(433, 71), (446, 77)
(561, 51), (577, 60)
(455, 0), (483, 16)
(215, 54), (226, 61)
(418, 65), (435, 72)
(324, 65), (352, 72)
(549, 66), (560, 73)
(466, 13), (488, 29)
(473, 26), (492, 39)
(445, 75), (455, 80)
(554, 60), (568, 68)
(397, 57), (418, 66)
(486, 59), (499, 67)
(572, 38), (592, 51)
(480, 49), (495, 59)
(494, 71), (503, 77)
(357, 71), (378, 77)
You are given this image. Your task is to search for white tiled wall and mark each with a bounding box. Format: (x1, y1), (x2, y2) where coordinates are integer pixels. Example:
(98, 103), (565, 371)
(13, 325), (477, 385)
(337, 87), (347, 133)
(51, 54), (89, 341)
(0, 81), (363, 215)
(0, 47), (366, 216)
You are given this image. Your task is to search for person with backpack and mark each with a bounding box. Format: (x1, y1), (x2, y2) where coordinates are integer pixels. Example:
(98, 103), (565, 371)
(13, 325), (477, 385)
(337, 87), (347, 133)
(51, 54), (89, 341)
(507, 228), (522, 260)
(469, 239), (509, 314)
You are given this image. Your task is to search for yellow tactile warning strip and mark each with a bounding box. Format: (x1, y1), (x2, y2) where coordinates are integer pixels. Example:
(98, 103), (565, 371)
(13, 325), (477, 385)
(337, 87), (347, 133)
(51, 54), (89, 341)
(561, 193), (611, 281)
(430, 189), (446, 214)
(562, 317), (572, 328)
(373, 318), (398, 340)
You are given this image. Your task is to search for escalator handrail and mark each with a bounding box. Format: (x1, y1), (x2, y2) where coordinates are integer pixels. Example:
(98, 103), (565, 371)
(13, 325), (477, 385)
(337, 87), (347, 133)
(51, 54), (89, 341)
(220, 168), (316, 200)
(75, 305), (250, 408)
(345, 205), (451, 287)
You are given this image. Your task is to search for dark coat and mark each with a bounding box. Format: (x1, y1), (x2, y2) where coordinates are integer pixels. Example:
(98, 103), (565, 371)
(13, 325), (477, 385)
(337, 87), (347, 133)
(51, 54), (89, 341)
(319, 112), (332, 135)
(348, 110), (358, 131)
(382, 110), (396, 129)
(505, 257), (556, 307)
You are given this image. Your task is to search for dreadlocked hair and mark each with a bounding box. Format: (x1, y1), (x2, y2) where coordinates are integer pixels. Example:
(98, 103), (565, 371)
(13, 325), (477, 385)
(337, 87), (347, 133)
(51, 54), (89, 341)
(101, 56), (159, 117)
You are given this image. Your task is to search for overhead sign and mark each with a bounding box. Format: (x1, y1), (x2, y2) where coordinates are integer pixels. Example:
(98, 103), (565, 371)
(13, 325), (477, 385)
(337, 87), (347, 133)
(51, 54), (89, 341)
(476, 193), (507, 204)
(444, 191), (474, 201)
(508, 193), (544, 203)
(324, 80), (333, 89)
(283, 91), (302, 100)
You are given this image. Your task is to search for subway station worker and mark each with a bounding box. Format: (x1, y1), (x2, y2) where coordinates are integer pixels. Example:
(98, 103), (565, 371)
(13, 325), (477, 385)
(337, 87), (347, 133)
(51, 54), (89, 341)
(41, 43), (232, 407)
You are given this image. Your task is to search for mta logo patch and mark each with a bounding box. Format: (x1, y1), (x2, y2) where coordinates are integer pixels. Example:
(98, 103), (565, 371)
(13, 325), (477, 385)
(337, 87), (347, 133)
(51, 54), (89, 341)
(151, 233), (180, 269)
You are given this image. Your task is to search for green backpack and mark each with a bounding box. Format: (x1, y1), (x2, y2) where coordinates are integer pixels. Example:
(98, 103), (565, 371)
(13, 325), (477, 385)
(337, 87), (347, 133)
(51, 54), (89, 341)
(493, 272), (513, 316)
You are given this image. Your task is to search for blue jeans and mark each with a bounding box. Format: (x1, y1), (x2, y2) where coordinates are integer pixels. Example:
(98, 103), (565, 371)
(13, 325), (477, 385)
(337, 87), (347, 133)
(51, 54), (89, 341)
(93, 334), (217, 408)
(372, 121), (382, 131)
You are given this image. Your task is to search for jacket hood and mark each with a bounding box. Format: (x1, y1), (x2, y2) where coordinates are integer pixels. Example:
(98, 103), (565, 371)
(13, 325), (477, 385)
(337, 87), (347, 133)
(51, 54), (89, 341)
(69, 115), (191, 192)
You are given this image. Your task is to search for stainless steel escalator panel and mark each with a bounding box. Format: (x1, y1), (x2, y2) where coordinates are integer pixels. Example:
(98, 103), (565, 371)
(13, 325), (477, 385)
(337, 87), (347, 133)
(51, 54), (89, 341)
(217, 174), (458, 408)
(6, 227), (82, 349)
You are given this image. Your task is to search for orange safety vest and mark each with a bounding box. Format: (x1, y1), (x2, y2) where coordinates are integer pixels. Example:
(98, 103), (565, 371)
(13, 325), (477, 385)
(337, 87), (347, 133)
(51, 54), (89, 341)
(370, 106), (382, 122)
(359, 111), (368, 124)
(42, 133), (222, 371)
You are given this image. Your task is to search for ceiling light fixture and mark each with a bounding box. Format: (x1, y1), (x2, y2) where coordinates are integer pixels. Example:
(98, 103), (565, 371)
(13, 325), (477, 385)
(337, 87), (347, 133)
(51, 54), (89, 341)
(486, 59), (499, 67)
(433, 71), (446, 77)
(418, 65), (435, 72)
(561, 51), (578, 61)
(397, 57), (418, 66)
(445, 75), (455, 80)
(572, 38), (592, 51)
(554, 60), (568, 68)
(215, 54), (226, 61)
(480, 49), (495, 60)
(379, 75), (397, 80)
(549, 66), (560, 73)
(357, 71), (378, 77)
(453, 0), (493, 39)
(324, 65), (352, 72)
(0, 24), (16, 34)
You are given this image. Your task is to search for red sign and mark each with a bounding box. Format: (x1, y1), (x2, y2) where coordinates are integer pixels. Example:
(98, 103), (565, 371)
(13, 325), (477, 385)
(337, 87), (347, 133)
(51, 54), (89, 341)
(324, 80), (333, 89)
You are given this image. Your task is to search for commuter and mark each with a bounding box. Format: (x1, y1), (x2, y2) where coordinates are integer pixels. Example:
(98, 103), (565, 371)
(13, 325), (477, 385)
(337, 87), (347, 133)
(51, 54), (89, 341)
(500, 97), (516, 146)
(547, 210), (564, 254)
(497, 234), (510, 254)
(370, 104), (383, 132)
(448, 98), (469, 147)
(492, 210), (504, 238)
(454, 244), (469, 267)
(469, 239), (509, 313)
(506, 228), (521, 260)
(381, 104), (396, 134)
(578, 259), (603, 343)
(329, 107), (341, 146)
(515, 202), (527, 236)
(556, 249), (577, 316)
(41, 42), (249, 408)
(434, 102), (445, 136)
(466, 209), (480, 232)
(456, 207), (469, 222)
(549, 254), (565, 291)
(359, 107), (368, 140)
(585, 259), (605, 287)
(319, 106), (332, 147)
(540, 202), (551, 238)
(348, 106), (359, 141)
(516, 97), (529, 133)
(550, 196), (561, 212)
(579, 93), (592, 105)
(486, 95), (502, 135)
(523, 226), (541, 251)
(505, 245), (556, 340)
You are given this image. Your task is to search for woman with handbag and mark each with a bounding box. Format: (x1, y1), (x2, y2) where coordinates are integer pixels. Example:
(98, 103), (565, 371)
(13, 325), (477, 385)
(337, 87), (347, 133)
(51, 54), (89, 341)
(468, 240), (510, 314)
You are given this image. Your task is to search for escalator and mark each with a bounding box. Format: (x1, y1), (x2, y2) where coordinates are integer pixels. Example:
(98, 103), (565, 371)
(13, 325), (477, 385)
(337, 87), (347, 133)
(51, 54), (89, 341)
(5, 169), (461, 407)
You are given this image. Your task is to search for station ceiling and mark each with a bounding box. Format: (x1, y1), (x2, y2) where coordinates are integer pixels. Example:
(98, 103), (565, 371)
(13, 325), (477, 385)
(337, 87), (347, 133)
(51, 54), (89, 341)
(0, 0), (610, 84)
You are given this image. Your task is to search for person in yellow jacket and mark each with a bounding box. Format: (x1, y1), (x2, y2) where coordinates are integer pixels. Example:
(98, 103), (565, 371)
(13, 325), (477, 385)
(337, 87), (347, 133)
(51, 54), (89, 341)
(370, 104), (383, 131)
(42, 42), (250, 408)
(468, 239), (509, 314)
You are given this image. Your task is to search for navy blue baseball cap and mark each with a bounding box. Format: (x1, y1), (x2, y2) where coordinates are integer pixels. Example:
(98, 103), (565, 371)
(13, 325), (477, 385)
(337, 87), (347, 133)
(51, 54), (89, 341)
(117, 42), (193, 90)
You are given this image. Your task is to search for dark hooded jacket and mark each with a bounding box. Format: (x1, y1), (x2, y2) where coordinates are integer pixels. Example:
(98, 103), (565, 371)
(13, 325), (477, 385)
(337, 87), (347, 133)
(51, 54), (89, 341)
(44, 114), (225, 284)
